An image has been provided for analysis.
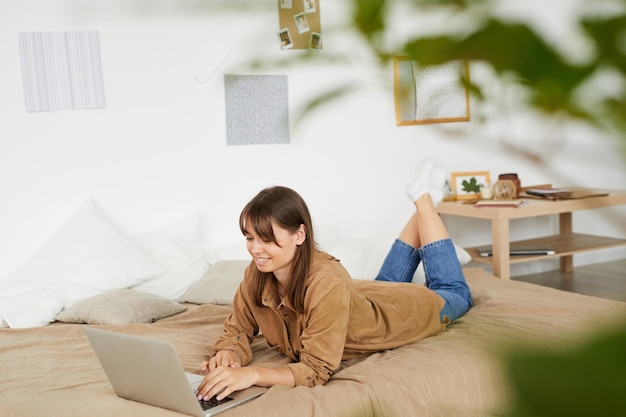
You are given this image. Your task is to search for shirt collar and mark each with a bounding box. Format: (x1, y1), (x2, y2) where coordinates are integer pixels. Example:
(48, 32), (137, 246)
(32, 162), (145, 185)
(261, 279), (297, 311)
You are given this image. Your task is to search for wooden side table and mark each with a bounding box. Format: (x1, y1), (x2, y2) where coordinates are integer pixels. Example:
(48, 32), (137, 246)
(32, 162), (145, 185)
(436, 188), (626, 279)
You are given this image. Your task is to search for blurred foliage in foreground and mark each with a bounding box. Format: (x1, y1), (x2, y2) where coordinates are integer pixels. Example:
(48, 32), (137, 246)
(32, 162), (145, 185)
(499, 324), (626, 417)
(352, 0), (626, 136)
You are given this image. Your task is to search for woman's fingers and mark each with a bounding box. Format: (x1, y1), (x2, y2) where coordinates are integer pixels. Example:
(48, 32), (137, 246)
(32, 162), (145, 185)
(196, 367), (254, 401)
(208, 351), (241, 371)
(197, 352), (246, 400)
(196, 367), (232, 400)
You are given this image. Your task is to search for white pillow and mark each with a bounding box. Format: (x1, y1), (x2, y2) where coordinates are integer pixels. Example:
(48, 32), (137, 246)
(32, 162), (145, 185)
(179, 260), (249, 305)
(132, 214), (209, 300)
(133, 257), (210, 300)
(204, 241), (249, 265)
(0, 199), (163, 328)
(314, 224), (344, 252)
(0, 283), (68, 328)
(328, 235), (471, 284)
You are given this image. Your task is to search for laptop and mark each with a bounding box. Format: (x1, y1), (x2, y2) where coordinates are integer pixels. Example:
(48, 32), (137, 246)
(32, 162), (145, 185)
(476, 244), (556, 257)
(84, 327), (266, 417)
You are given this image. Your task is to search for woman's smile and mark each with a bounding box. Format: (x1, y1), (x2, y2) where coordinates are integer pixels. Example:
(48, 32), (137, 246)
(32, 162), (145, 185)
(254, 257), (270, 267)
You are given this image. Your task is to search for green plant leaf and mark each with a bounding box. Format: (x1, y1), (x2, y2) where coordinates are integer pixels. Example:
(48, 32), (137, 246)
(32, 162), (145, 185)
(461, 177), (480, 193)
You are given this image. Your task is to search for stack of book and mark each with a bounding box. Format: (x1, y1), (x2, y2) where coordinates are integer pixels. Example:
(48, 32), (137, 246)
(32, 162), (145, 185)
(473, 200), (528, 208)
(521, 187), (609, 200)
(475, 245), (556, 257)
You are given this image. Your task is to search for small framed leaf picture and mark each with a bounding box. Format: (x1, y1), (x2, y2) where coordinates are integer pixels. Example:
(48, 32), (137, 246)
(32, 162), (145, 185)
(450, 171), (491, 200)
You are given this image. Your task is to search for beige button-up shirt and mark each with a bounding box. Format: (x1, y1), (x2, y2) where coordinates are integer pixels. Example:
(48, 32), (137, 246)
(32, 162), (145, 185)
(212, 251), (446, 386)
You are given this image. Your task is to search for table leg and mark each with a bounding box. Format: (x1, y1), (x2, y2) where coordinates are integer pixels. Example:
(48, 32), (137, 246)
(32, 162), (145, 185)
(491, 219), (511, 279)
(559, 212), (573, 272)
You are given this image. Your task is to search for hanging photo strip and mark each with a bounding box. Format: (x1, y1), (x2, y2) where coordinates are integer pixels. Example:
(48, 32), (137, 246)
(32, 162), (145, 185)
(277, 0), (321, 50)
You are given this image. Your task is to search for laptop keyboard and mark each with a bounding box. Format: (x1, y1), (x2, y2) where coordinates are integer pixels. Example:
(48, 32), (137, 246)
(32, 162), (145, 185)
(198, 396), (234, 410)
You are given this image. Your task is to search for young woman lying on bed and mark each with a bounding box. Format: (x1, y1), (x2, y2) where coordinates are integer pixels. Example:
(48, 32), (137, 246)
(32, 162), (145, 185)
(195, 158), (472, 401)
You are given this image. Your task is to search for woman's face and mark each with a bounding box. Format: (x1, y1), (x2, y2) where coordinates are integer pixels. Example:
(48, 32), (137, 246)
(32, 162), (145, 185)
(245, 220), (305, 282)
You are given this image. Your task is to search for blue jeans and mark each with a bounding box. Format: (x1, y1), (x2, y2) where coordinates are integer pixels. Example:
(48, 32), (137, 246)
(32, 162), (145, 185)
(375, 238), (472, 323)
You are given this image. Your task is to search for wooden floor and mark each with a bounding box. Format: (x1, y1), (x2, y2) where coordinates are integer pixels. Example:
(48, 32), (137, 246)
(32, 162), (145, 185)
(510, 259), (626, 302)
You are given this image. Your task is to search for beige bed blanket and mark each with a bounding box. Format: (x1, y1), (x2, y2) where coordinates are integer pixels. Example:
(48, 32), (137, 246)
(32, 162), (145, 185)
(2, 267), (624, 417)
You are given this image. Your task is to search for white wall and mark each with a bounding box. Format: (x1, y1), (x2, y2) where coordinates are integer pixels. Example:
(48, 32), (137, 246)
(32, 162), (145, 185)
(1, 0), (625, 279)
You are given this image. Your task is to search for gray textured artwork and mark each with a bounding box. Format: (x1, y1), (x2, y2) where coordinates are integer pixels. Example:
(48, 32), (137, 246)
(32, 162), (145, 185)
(224, 74), (290, 145)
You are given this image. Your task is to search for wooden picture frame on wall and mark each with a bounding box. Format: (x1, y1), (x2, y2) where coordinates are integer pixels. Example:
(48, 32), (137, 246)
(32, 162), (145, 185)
(450, 171), (491, 200)
(393, 56), (470, 126)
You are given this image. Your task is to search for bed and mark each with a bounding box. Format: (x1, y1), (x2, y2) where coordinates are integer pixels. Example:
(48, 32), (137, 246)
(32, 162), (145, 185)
(1, 200), (625, 417)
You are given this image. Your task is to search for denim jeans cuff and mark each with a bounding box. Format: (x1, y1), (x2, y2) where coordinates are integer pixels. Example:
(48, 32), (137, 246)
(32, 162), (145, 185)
(374, 239), (421, 283)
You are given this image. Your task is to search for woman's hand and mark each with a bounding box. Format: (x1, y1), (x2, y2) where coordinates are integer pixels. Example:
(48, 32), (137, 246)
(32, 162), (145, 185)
(196, 366), (259, 401)
(201, 350), (241, 374)
(197, 350), (296, 400)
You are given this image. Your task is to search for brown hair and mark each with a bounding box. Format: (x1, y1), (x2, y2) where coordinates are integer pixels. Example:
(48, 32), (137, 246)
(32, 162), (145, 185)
(239, 186), (316, 313)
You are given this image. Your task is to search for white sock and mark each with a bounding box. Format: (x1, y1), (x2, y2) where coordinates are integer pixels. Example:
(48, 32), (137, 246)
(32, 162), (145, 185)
(429, 161), (447, 207)
(405, 158), (447, 206)
(405, 158), (436, 201)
